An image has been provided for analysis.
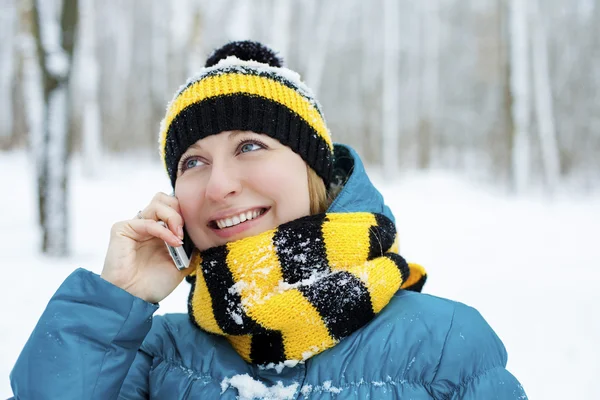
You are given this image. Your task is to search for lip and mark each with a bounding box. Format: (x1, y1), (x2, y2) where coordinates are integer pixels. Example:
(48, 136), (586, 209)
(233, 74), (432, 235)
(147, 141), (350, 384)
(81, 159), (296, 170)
(209, 207), (270, 239)
(208, 206), (268, 222)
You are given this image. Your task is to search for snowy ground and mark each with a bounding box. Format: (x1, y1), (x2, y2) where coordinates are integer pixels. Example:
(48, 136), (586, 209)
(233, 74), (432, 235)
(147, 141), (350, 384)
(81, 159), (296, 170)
(1, 150), (598, 399)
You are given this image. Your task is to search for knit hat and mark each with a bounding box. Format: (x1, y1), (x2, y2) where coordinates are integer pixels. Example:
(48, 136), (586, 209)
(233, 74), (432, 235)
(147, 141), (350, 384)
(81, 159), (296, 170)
(158, 41), (334, 188)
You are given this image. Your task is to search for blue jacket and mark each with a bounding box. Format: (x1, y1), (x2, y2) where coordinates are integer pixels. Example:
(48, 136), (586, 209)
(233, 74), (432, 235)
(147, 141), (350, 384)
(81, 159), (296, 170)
(10, 145), (527, 399)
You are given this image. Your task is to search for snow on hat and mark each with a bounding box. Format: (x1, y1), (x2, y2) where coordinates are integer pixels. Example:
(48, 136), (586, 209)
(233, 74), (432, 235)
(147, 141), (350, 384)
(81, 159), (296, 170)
(158, 40), (334, 188)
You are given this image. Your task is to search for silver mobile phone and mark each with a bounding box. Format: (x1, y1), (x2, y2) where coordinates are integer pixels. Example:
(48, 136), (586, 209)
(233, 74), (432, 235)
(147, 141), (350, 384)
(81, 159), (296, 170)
(158, 220), (191, 270)
(165, 241), (190, 271)
(162, 192), (191, 270)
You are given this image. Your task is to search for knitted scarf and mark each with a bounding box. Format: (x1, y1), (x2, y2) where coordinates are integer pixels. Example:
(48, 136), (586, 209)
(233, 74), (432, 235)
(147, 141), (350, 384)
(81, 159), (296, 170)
(186, 212), (426, 365)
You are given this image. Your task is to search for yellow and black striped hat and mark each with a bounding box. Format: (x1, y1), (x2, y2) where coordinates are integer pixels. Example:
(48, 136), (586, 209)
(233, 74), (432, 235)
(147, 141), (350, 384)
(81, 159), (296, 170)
(159, 41), (334, 187)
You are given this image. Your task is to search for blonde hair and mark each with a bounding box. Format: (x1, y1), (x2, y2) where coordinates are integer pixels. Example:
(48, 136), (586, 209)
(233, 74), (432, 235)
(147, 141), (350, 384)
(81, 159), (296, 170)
(307, 166), (331, 215)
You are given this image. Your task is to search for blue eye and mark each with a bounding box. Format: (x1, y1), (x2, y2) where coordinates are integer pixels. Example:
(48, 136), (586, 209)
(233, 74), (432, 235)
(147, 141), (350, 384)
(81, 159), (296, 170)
(180, 157), (204, 172)
(240, 141), (264, 153)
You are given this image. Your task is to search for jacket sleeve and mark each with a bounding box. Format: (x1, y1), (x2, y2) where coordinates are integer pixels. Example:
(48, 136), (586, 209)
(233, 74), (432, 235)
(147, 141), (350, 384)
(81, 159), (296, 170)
(10, 268), (158, 400)
(429, 303), (528, 400)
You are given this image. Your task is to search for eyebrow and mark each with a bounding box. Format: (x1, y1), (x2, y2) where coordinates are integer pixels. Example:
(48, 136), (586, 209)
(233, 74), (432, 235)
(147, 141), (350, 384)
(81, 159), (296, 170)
(186, 131), (253, 151)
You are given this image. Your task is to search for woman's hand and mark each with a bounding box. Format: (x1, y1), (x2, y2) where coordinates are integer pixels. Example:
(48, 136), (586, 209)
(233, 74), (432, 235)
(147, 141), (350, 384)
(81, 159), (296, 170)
(101, 192), (193, 303)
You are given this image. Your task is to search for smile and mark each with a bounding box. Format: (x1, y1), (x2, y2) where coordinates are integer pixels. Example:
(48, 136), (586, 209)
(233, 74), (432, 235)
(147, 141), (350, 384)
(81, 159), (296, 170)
(212, 208), (268, 229)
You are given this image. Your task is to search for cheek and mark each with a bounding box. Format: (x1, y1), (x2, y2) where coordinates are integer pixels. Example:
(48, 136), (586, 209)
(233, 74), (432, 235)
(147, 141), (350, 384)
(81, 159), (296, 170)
(174, 178), (205, 221)
(254, 160), (310, 218)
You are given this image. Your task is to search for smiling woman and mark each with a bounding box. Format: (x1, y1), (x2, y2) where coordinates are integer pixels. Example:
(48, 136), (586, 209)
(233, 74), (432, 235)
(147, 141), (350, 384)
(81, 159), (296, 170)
(10, 41), (527, 399)
(174, 131), (311, 250)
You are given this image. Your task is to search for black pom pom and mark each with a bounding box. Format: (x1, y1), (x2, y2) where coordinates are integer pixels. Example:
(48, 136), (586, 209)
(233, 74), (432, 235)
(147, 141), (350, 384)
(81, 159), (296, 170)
(205, 41), (283, 68)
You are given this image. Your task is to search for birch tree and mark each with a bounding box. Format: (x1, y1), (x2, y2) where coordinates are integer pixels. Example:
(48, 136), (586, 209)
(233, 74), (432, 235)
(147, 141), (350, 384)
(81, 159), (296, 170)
(418, 0), (440, 169)
(151, 1), (169, 110)
(0, 0), (17, 140)
(509, 0), (531, 192)
(32, 0), (78, 255)
(269, 0), (293, 58)
(227, 0), (253, 40)
(382, 0), (400, 178)
(530, 0), (561, 190)
(78, 0), (101, 177)
(359, 0), (381, 159)
(303, 0), (339, 97)
(19, 0), (44, 181)
(98, 0), (133, 149)
(404, 0), (421, 144)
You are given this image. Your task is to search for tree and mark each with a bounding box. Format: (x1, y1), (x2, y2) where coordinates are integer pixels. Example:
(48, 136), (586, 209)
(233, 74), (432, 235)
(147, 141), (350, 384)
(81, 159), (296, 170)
(78, 0), (101, 178)
(269, 0), (293, 58)
(382, 0), (401, 178)
(303, 0), (339, 97)
(530, 0), (560, 191)
(418, 0), (440, 169)
(32, 0), (79, 255)
(509, 0), (532, 193)
(0, 0), (17, 142)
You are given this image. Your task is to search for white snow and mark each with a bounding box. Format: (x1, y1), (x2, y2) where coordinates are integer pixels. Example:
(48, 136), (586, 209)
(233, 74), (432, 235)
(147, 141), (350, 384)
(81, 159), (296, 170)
(300, 380), (343, 396)
(273, 270), (329, 293)
(258, 360), (300, 374)
(220, 373), (298, 400)
(1, 151), (599, 399)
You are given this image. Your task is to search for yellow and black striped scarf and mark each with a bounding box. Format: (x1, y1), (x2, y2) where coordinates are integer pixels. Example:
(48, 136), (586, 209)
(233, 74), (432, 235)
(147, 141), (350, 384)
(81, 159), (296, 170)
(186, 212), (426, 365)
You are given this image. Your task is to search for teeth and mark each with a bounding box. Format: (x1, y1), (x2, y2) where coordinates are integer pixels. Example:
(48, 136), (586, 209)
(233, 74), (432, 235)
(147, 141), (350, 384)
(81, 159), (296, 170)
(215, 209), (264, 229)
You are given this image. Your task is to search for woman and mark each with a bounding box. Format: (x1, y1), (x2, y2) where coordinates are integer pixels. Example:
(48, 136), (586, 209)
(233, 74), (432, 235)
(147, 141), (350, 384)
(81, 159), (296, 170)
(10, 41), (526, 399)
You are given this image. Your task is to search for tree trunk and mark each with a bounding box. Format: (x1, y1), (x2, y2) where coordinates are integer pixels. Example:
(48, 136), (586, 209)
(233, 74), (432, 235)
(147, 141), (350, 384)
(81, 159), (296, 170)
(32, 0), (78, 256)
(18, 0), (44, 230)
(358, 0), (379, 159)
(509, 0), (531, 193)
(303, 0), (339, 97)
(270, 0), (293, 58)
(0, 0), (17, 140)
(418, 0), (440, 169)
(530, 0), (560, 191)
(401, 1), (421, 167)
(227, 0), (252, 40)
(382, 0), (400, 178)
(79, 0), (101, 177)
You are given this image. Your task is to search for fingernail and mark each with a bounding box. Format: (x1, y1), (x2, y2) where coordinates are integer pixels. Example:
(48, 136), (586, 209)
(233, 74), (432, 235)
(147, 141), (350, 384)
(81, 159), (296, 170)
(178, 226), (184, 239)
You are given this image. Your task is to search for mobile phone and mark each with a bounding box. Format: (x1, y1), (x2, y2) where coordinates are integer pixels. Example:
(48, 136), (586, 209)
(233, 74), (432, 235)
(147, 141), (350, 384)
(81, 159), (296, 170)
(162, 192), (192, 270)
(165, 240), (191, 270)
(158, 220), (191, 270)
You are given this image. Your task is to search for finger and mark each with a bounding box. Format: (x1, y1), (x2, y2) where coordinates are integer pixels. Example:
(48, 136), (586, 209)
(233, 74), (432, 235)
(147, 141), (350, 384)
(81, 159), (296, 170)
(144, 220), (184, 247)
(137, 192), (181, 221)
(118, 219), (183, 247)
(145, 202), (185, 239)
(151, 192), (182, 213)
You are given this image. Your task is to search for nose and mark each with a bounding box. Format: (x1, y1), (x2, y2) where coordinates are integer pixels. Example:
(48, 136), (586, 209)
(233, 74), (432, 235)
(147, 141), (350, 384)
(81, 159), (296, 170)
(204, 161), (242, 202)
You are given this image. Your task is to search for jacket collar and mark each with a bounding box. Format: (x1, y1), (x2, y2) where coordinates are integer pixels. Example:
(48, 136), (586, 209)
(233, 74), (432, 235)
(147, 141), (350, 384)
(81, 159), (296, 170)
(327, 144), (395, 224)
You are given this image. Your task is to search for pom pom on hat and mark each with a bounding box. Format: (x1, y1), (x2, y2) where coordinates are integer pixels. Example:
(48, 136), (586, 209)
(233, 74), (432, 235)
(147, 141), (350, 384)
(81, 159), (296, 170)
(205, 40), (283, 68)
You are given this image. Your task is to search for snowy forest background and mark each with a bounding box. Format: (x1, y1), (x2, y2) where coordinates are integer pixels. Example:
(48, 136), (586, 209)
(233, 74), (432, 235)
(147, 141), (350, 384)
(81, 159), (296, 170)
(1, 0), (599, 182)
(1, 0), (600, 255)
(1, 0), (599, 398)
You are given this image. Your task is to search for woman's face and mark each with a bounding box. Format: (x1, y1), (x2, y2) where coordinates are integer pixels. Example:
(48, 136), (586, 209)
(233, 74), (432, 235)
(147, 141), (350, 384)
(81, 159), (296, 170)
(175, 130), (310, 251)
